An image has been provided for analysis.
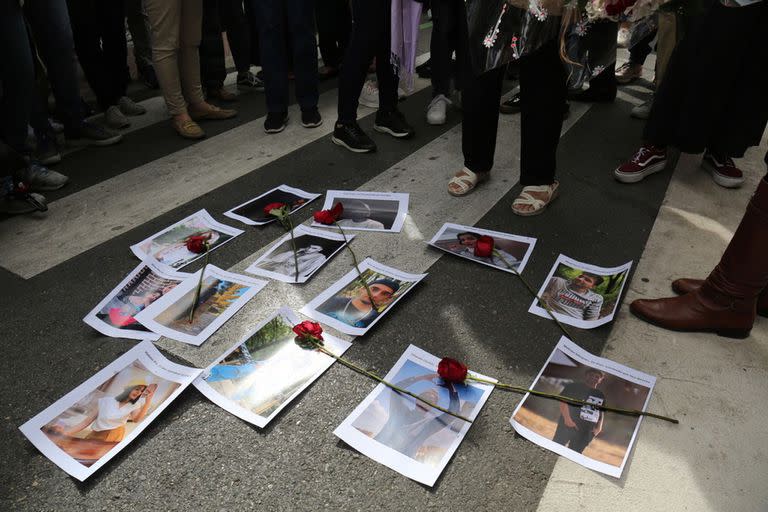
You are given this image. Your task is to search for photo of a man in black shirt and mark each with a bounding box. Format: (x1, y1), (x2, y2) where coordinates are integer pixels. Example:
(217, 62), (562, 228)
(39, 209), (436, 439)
(551, 369), (606, 453)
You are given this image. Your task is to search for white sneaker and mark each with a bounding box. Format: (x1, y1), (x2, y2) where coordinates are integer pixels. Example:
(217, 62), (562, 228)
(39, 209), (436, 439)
(359, 80), (379, 108)
(426, 94), (450, 125)
(118, 96), (146, 116)
(617, 27), (631, 48)
(105, 105), (130, 129)
(631, 97), (653, 120)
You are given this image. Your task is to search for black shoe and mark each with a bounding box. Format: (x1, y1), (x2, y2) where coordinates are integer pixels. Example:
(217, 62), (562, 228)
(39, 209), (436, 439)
(567, 87), (616, 103)
(264, 111), (288, 134)
(65, 120), (123, 146)
(415, 58), (432, 79)
(301, 107), (323, 128)
(373, 109), (415, 139)
(332, 121), (376, 153)
(500, 92), (521, 114)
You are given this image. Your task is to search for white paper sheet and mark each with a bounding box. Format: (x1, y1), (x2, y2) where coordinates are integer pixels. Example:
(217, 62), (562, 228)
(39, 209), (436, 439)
(528, 254), (633, 329)
(427, 222), (537, 274)
(194, 307), (352, 428)
(134, 265), (267, 346)
(223, 185), (320, 226)
(311, 190), (409, 233)
(83, 261), (191, 340)
(334, 344), (495, 486)
(510, 336), (656, 478)
(130, 209), (243, 270)
(244, 225), (352, 284)
(300, 258), (426, 336)
(19, 341), (201, 481)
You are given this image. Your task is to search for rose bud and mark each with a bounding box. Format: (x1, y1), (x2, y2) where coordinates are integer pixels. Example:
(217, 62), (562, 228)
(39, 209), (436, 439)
(185, 234), (211, 254)
(474, 235), (495, 258)
(292, 320), (324, 341)
(437, 357), (469, 383)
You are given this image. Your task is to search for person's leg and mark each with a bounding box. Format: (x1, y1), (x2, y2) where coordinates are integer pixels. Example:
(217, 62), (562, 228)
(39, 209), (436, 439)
(461, 66), (504, 175)
(0, 2), (35, 154)
(178, 0), (207, 108)
(24, 0), (84, 130)
(254, 0), (290, 113)
(569, 20), (617, 102)
(373, 0), (398, 115)
(551, 419), (574, 447)
(430, 0), (454, 98)
(337, 0), (378, 123)
(566, 430), (595, 454)
(628, 28), (656, 67)
(144, 0), (187, 115)
(286, 0), (319, 112)
(66, 0), (111, 110)
(200, 0), (227, 92)
(220, 0), (252, 75)
(316, 0), (340, 70)
(124, 0), (154, 71)
(519, 38), (566, 187)
(99, 0), (129, 104)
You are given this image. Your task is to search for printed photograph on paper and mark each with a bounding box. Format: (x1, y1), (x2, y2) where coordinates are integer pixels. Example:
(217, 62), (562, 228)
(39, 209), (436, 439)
(334, 345), (494, 486)
(194, 307), (351, 428)
(300, 258), (426, 336)
(83, 261), (191, 340)
(528, 255), (633, 329)
(223, 185), (320, 226)
(134, 265), (267, 346)
(312, 190), (409, 233)
(19, 341), (200, 481)
(427, 222), (537, 274)
(245, 225), (350, 284)
(130, 209), (243, 269)
(510, 337), (656, 478)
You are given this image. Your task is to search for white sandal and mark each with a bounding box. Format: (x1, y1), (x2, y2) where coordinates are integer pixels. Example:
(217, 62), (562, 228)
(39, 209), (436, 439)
(447, 167), (489, 197)
(511, 181), (560, 216)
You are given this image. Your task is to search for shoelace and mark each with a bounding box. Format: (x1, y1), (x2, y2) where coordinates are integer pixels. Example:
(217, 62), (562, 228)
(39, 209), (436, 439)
(632, 146), (651, 164)
(428, 95), (452, 110)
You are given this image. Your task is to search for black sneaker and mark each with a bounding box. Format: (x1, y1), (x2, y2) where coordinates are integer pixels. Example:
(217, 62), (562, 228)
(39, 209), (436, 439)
(373, 109), (415, 139)
(301, 107), (323, 128)
(65, 120), (123, 146)
(264, 111), (288, 134)
(332, 122), (376, 153)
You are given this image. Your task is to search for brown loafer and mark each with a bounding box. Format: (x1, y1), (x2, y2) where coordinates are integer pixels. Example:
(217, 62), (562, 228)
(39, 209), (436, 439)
(207, 87), (238, 102)
(172, 118), (205, 139)
(189, 104), (237, 121)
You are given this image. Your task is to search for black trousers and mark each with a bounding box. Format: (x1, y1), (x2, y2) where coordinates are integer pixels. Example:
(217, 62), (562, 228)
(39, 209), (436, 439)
(628, 28), (657, 67)
(430, 0), (468, 97)
(337, 0), (398, 122)
(201, 0), (253, 89)
(552, 419), (595, 454)
(316, 0), (352, 69)
(462, 38), (566, 186)
(254, 0), (318, 112)
(66, 0), (128, 110)
(584, 20), (617, 91)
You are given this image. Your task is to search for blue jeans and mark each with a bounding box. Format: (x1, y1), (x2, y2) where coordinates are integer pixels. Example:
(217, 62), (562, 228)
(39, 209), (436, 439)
(251, 0), (319, 113)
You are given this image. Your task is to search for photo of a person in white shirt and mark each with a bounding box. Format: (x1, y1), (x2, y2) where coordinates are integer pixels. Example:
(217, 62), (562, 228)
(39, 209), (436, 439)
(336, 199), (386, 230)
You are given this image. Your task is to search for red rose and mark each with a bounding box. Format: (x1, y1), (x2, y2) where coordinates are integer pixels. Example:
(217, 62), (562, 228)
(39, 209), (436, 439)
(474, 235), (495, 258)
(264, 202), (288, 217)
(437, 357), (468, 383)
(313, 202), (344, 225)
(605, 0), (635, 15)
(292, 320), (324, 341)
(185, 234), (211, 254)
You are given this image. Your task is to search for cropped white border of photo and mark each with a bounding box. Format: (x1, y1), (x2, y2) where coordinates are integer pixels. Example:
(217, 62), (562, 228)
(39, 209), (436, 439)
(510, 336), (656, 478)
(130, 209), (243, 270)
(334, 344), (495, 486)
(223, 185), (321, 226)
(193, 307), (352, 428)
(311, 190), (410, 233)
(134, 265), (267, 346)
(18, 341), (201, 481)
(528, 254), (633, 329)
(427, 222), (537, 274)
(300, 258), (427, 336)
(83, 261), (191, 341)
(244, 225), (353, 284)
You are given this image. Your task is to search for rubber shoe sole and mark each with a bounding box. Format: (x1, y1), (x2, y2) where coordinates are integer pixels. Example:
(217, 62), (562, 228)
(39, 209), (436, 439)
(264, 117), (288, 134)
(301, 119), (323, 128)
(66, 134), (123, 147)
(613, 160), (667, 183)
(701, 160), (744, 189)
(331, 135), (375, 153)
(373, 124), (413, 139)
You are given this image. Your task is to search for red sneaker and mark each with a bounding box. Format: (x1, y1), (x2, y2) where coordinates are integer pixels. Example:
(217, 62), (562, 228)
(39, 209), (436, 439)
(702, 152), (744, 188)
(614, 145), (667, 183)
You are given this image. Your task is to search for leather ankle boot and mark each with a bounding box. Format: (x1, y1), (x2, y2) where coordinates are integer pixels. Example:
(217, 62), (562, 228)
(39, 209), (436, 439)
(671, 278), (768, 317)
(630, 178), (768, 338)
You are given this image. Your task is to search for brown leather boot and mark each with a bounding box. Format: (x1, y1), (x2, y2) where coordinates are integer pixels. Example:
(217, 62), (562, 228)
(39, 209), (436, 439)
(671, 278), (768, 317)
(630, 178), (768, 338)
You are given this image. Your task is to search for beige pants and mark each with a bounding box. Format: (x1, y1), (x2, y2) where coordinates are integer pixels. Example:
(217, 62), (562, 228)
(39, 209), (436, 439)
(144, 0), (205, 116)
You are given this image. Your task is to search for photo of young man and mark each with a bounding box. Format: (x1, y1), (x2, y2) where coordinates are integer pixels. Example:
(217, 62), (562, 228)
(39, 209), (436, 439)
(552, 369), (606, 454)
(317, 278), (400, 328)
(541, 271), (605, 321)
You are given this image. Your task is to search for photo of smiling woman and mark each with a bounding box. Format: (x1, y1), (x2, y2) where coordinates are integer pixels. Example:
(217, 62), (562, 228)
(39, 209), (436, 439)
(41, 361), (180, 467)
